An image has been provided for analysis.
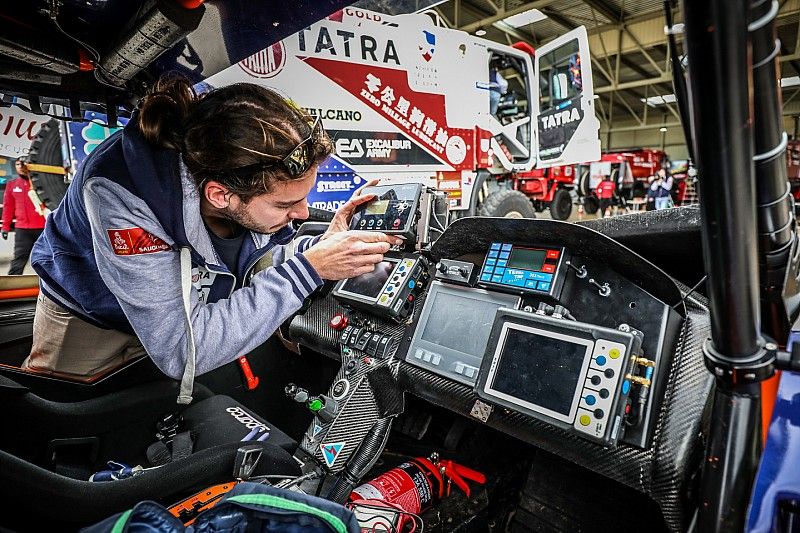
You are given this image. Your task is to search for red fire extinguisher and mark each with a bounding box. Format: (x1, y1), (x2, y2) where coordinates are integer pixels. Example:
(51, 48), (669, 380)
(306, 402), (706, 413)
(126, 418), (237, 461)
(349, 453), (486, 523)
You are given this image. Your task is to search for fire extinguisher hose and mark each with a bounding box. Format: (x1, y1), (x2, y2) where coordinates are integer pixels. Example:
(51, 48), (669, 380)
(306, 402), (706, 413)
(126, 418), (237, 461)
(327, 417), (393, 503)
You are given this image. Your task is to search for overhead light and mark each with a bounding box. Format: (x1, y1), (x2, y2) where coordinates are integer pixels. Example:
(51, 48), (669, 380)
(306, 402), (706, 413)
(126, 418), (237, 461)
(476, 28), (487, 36)
(659, 127), (668, 132)
(502, 8), (548, 28)
(781, 76), (800, 88)
(640, 94), (677, 107)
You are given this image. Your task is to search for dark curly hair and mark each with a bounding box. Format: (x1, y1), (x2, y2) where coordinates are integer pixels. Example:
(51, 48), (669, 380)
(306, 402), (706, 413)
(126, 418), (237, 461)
(138, 75), (332, 202)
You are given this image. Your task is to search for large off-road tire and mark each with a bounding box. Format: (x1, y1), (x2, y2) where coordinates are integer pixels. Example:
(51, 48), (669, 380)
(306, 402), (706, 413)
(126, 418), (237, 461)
(27, 119), (67, 211)
(549, 188), (573, 220)
(583, 196), (600, 214)
(577, 170), (591, 197)
(478, 189), (536, 219)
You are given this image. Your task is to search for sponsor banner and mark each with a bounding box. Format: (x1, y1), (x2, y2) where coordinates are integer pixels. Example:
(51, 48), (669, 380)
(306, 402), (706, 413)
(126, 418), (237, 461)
(538, 96), (583, 162)
(68, 112), (127, 173)
(331, 129), (439, 166)
(308, 157), (365, 212)
(0, 106), (46, 158)
(301, 57), (474, 170)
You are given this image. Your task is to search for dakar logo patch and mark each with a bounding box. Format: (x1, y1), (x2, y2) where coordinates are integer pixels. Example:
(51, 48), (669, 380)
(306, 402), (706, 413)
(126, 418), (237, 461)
(107, 228), (170, 256)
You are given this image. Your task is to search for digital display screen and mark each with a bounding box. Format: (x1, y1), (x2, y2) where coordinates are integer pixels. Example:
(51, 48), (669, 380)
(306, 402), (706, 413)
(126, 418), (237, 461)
(491, 327), (587, 416)
(366, 200), (390, 215)
(507, 248), (546, 271)
(339, 261), (394, 299)
(420, 292), (504, 357)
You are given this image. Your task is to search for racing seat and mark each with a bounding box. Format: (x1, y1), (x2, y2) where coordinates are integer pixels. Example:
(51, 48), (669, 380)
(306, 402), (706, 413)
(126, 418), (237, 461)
(0, 375), (300, 529)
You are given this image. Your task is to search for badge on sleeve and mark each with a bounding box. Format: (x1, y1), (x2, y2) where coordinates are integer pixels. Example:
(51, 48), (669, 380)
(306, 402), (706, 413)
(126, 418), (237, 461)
(107, 228), (171, 255)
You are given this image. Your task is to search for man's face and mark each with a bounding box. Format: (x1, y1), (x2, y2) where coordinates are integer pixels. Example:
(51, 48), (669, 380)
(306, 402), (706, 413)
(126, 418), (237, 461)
(224, 166), (317, 234)
(15, 161), (28, 178)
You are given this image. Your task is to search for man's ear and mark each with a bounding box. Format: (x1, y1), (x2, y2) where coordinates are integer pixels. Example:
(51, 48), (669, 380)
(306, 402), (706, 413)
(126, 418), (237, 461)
(204, 180), (232, 209)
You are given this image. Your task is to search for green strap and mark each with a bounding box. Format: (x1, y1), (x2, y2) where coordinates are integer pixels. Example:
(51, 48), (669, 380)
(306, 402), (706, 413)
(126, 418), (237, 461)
(110, 509), (132, 533)
(227, 494), (348, 533)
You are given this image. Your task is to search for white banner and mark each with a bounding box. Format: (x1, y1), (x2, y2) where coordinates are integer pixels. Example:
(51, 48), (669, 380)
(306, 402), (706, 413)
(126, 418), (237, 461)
(0, 106), (46, 158)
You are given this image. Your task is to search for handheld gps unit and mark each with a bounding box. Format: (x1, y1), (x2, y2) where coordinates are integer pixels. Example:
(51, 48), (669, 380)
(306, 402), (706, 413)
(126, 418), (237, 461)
(478, 242), (567, 299)
(475, 308), (642, 447)
(332, 254), (428, 322)
(350, 183), (424, 239)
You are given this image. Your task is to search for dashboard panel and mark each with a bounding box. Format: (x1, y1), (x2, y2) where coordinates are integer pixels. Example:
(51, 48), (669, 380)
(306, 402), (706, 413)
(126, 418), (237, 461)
(287, 216), (711, 507)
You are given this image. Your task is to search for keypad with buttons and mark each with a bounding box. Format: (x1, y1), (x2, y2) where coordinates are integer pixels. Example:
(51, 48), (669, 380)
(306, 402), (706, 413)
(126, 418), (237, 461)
(574, 339), (628, 439)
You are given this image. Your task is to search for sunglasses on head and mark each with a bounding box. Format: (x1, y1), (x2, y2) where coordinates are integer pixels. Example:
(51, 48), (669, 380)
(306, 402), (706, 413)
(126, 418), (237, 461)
(225, 115), (322, 179)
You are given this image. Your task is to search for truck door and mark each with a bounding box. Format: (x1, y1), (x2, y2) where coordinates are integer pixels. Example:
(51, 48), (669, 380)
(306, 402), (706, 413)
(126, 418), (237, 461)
(534, 27), (601, 168)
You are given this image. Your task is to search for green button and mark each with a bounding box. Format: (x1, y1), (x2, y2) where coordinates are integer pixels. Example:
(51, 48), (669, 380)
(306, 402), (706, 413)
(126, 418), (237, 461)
(609, 348), (621, 359)
(309, 399), (323, 411)
(579, 414), (591, 427)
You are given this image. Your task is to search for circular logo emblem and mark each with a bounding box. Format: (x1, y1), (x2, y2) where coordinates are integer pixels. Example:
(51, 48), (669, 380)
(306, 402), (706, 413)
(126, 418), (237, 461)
(238, 42), (286, 78)
(446, 135), (467, 165)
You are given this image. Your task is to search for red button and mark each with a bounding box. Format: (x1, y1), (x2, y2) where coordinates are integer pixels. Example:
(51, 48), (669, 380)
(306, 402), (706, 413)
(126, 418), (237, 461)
(329, 313), (348, 330)
(393, 219), (401, 227)
(546, 250), (560, 259)
(543, 264), (555, 273)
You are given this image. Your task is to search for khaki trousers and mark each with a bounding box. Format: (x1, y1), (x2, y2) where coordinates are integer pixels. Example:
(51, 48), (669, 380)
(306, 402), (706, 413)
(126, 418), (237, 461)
(22, 293), (147, 380)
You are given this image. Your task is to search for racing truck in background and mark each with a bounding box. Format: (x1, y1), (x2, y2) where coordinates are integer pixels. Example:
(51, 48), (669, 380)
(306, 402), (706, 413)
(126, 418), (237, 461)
(203, 6), (601, 221)
(576, 148), (669, 213)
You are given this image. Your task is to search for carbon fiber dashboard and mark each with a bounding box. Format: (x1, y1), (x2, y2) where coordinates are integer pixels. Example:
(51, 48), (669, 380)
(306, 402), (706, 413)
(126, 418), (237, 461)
(288, 218), (713, 532)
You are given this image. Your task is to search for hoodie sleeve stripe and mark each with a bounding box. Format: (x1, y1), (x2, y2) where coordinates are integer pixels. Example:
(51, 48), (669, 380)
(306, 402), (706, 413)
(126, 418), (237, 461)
(285, 257), (314, 293)
(274, 264), (306, 301)
(295, 234), (322, 253)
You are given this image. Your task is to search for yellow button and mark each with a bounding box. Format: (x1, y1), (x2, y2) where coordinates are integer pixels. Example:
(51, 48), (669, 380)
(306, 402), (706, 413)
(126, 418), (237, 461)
(609, 348), (621, 359)
(579, 415), (591, 426)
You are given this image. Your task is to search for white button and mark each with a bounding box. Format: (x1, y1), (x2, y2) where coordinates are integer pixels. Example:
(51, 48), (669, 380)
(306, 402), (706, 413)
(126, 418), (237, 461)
(432, 354), (441, 365)
(423, 352), (432, 363)
(415, 349), (424, 359)
(465, 367), (476, 378)
(455, 362), (465, 374)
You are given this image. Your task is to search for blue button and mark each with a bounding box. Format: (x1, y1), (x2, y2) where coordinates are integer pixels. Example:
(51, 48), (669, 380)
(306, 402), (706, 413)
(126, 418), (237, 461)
(398, 266), (405, 272)
(408, 280), (415, 289)
(585, 395), (597, 406)
(492, 275), (503, 283)
(494, 268), (506, 276)
(537, 281), (551, 291)
(622, 380), (631, 394)
(481, 274), (491, 281)
(530, 272), (553, 282)
(596, 355), (607, 366)
(486, 258), (496, 266)
(525, 280), (538, 288)
(488, 251), (499, 258)
(490, 243), (501, 250)
(501, 244), (512, 251)
(499, 252), (510, 260)
(497, 260), (507, 267)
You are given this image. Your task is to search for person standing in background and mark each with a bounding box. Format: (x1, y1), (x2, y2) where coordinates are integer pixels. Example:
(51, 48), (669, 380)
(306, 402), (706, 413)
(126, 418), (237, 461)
(2, 158), (48, 275)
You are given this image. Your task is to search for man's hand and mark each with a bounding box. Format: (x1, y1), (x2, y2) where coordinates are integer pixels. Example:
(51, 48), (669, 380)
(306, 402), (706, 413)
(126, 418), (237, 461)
(1, 232), (7, 240)
(322, 179), (380, 238)
(304, 230), (403, 280)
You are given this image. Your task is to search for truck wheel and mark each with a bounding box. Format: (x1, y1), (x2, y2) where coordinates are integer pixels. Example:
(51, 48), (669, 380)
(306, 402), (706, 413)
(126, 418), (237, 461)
(578, 170), (590, 196)
(478, 190), (536, 219)
(27, 119), (67, 211)
(584, 196), (599, 214)
(550, 188), (573, 220)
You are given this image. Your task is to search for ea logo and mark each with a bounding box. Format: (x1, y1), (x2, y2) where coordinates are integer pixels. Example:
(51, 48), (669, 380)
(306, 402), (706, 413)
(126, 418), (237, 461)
(239, 42), (286, 78)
